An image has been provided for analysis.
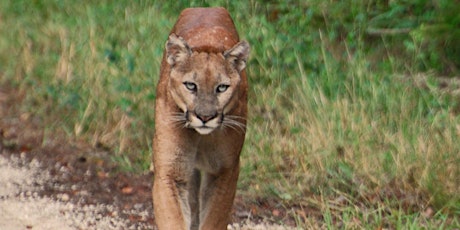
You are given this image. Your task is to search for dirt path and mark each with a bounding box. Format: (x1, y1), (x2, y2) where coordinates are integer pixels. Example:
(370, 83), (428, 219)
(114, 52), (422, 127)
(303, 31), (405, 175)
(0, 154), (137, 229)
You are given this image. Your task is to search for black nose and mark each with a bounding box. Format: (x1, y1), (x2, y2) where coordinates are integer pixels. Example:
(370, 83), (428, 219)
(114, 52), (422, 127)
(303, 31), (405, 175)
(196, 113), (217, 123)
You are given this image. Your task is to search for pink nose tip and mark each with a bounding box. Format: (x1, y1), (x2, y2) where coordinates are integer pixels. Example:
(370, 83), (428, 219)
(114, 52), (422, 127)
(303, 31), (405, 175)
(196, 113), (217, 123)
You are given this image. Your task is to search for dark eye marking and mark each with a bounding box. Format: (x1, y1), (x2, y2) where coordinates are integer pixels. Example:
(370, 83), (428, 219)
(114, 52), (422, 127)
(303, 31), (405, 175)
(216, 84), (229, 93)
(183, 81), (197, 92)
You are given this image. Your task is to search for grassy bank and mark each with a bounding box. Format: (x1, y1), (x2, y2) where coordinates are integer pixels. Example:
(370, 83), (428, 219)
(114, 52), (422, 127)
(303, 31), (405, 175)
(1, 0), (458, 228)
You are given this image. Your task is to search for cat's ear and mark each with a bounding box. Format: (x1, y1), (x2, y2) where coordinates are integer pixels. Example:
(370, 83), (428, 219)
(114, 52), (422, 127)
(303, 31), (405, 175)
(224, 40), (250, 72)
(166, 34), (192, 66)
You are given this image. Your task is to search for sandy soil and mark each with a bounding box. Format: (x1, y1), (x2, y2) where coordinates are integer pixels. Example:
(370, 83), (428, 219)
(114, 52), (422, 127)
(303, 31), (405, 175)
(0, 154), (138, 230)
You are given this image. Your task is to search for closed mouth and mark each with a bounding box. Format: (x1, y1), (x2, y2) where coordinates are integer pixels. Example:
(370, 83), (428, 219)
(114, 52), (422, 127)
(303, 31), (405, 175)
(194, 126), (216, 135)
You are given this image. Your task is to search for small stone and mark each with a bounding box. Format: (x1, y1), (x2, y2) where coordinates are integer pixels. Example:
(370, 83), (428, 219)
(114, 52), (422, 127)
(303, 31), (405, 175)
(60, 193), (70, 202)
(134, 203), (143, 210)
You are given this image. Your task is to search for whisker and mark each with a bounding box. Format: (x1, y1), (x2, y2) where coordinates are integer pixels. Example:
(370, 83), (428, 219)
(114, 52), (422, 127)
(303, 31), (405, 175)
(223, 116), (246, 133)
(225, 115), (247, 122)
(165, 112), (187, 129)
(224, 123), (245, 134)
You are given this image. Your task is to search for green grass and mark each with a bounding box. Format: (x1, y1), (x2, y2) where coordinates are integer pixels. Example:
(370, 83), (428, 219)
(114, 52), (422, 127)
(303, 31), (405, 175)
(1, 0), (459, 228)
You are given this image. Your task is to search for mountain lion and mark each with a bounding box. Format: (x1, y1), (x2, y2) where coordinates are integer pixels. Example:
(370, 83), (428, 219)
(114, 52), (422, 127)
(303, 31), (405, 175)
(152, 7), (250, 230)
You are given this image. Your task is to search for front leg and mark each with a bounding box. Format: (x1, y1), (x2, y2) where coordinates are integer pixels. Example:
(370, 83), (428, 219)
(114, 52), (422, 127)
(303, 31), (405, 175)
(199, 162), (240, 230)
(152, 134), (197, 230)
(153, 163), (193, 230)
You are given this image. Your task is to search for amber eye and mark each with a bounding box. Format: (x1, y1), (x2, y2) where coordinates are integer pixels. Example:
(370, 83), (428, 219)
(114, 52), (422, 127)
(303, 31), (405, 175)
(216, 84), (229, 93)
(184, 82), (197, 92)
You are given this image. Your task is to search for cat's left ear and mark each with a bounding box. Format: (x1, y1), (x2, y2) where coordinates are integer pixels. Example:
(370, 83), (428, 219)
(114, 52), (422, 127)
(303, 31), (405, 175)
(224, 41), (250, 72)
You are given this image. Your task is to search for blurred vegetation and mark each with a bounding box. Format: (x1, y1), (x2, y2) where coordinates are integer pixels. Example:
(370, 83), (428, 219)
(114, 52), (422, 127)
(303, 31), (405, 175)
(0, 0), (459, 228)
